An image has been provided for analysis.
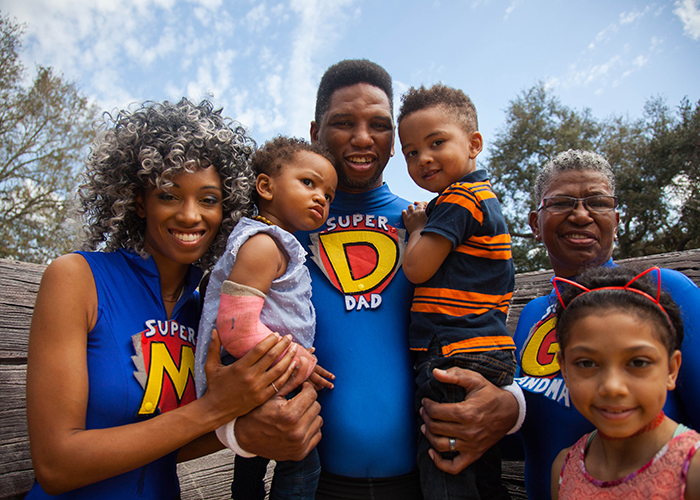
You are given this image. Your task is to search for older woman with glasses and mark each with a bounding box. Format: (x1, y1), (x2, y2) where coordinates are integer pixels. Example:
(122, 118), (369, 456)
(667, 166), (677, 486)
(508, 150), (700, 499)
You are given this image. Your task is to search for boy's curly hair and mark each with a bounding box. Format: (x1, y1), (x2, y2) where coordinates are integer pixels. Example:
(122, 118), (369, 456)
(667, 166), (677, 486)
(78, 98), (256, 269)
(397, 83), (478, 134)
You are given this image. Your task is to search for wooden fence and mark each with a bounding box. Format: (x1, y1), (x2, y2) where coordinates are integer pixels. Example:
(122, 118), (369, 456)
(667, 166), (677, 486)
(2, 249), (699, 499)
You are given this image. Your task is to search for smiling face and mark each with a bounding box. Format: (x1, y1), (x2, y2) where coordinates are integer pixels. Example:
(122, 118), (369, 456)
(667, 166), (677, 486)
(398, 105), (482, 193)
(529, 169), (620, 278)
(310, 83), (394, 193)
(137, 167), (223, 271)
(256, 150), (337, 234)
(559, 309), (680, 439)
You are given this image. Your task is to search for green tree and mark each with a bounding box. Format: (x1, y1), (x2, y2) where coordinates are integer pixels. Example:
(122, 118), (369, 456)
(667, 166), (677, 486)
(634, 97), (700, 255)
(0, 14), (98, 263)
(487, 82), (600, 272)
(487, 83), (700, 273)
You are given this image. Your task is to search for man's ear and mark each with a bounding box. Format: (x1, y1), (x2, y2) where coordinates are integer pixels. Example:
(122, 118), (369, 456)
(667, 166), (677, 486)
(469, 131), (483, 158)
(256, 174), (274, 201)
(310, 121), (320, 144)
(390, 124), (395, 158)
(529, 210), (541, 241)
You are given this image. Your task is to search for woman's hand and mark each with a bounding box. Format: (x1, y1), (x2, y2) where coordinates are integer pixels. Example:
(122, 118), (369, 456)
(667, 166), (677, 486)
(201, 329), (299, 427)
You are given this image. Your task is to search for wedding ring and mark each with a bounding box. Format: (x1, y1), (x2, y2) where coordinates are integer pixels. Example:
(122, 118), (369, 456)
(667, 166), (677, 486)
(449, 437), (457, 453)
(271, 382), (279, 393)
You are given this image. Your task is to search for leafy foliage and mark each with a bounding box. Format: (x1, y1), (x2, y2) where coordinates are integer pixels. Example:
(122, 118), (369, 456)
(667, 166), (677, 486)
(0, 15), (98, 263)
(487, 82), (700, 272)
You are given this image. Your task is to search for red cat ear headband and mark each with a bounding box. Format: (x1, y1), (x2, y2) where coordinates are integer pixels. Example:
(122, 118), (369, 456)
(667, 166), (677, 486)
(552, 267), (673, 327)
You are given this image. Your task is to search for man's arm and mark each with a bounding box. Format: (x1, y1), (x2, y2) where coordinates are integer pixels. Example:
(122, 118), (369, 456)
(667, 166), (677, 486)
(233, 382), (323, 461)
(420, 367), (521, 474)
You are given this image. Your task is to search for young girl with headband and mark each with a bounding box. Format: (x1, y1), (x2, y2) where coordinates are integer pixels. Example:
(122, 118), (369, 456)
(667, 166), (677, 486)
(551, 266), (700, 499)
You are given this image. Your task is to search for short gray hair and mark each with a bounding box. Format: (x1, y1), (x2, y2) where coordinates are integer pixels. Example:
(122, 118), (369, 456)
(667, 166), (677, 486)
(535, 150), (616, 203)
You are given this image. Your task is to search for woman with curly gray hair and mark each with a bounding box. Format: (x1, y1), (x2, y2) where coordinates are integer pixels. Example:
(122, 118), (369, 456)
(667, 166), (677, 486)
(25, 99), (300, 499)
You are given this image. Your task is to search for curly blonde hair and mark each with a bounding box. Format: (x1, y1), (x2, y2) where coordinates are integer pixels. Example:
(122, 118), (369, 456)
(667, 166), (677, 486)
(78, 98), (256, 269)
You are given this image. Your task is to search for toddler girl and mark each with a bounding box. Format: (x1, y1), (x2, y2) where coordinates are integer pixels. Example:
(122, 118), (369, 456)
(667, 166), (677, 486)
(551, 266), (700, 499)
(195, 136), (337, 499)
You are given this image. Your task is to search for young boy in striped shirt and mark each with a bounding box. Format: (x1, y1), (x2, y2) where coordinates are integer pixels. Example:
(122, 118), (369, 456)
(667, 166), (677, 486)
(398, 84), (516, 500)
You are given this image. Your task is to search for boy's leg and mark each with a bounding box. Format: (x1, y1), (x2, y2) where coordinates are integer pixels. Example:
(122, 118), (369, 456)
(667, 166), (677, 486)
(414, 341), (512, 500)
(269, 447), (321, 500)
(415, 353), (479, 500)
(232, 455), (270, 500)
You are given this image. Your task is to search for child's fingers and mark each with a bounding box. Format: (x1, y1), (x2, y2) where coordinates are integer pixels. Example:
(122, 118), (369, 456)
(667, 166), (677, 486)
(308, 371), (334, 391)
(414, 201), (428, 210)
(313, 363), (335, 381)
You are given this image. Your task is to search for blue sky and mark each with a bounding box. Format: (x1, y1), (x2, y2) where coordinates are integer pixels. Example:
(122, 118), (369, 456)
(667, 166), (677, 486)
(1, 0), (698, 202)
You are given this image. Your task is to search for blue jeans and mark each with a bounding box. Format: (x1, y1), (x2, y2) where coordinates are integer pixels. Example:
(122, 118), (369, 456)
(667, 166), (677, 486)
(413, 339), (513, 500)
(231, 449), (321, 500)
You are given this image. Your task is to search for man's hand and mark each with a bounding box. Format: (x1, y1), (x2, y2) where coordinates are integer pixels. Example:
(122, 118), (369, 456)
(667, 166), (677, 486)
(420, 367), (518, 474)
(235, 382), (323, 461)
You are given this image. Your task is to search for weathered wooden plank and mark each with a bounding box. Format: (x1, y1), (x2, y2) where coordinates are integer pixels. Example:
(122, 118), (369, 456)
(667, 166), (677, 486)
(178, 451), (274, 500)
(178, 450), (237, 500)
(502, 460), (527, 500)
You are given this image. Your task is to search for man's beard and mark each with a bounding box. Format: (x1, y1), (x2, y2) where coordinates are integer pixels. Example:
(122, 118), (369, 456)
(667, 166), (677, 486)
(337, 168), (383, 192)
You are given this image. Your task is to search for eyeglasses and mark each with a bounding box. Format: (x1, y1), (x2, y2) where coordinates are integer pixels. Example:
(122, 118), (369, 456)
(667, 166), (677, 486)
(537, 195), (618, 213)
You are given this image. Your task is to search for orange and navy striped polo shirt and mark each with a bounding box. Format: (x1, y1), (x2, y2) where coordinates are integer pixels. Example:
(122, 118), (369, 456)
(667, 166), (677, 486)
(408, 169), (515, 357)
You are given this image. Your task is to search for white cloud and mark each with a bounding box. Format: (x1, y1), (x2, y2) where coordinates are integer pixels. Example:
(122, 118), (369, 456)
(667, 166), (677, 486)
(246, 3), (271, 33)
(543, 77), (559, 92)
(285, 0), (357, 136)
(674, 0), (700, 40)
(504, 0), (522, 19)
(589, 24), (619, 50)
(632, 54), (649, 68)
(650, 36), (664, 51)
(619, 7), (649, 25)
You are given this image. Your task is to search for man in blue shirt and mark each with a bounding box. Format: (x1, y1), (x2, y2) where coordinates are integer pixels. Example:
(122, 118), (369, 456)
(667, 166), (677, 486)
(233, 59), (523, 500)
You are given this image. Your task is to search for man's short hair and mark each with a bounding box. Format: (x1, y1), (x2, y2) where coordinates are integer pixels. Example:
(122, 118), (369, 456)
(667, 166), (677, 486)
(314, 59), (393, 123)
(397, 83), (478, 134)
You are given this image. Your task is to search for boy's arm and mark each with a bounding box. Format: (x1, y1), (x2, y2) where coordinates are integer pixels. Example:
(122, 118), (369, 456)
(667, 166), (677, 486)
(402, 203), (452, 284)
